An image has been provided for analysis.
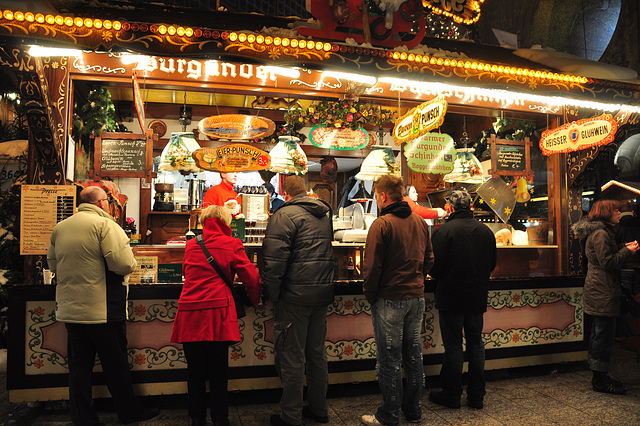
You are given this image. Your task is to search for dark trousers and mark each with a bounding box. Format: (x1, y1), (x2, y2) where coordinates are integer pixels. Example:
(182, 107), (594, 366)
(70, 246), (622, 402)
(587, 315), (617, 372)
(65, 322), (143, 425)
(437, 311), (486, 403)
(182, 341), (231, 422)
(273, 300), (329, 425)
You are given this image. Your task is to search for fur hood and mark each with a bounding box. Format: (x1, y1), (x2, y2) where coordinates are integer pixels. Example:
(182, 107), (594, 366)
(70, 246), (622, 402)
(571, 218), (607, 240)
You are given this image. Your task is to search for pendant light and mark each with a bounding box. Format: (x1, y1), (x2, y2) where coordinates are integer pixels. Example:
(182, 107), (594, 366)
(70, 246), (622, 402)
(267, 136), (308, 175)
(355, 145), (400, 181)
(158, 92), (201, 174)
(443, 116), (484, 184)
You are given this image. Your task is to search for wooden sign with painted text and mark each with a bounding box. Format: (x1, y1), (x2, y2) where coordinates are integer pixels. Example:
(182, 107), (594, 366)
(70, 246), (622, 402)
(309, 126), (369, 150)
(393, 96), (447, 145)
(192, 144), (271, 172)
(540, 114), (617, 156)
(198, 114), (275, 140)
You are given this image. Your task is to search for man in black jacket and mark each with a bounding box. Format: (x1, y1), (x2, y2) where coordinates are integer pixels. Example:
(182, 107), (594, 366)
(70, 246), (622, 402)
(262, 176), (334, 426)
(428, 188), (496, 410)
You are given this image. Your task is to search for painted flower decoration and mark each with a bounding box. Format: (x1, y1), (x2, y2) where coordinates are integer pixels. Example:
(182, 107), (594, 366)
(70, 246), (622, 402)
(34, 359), (44, 369)
(134, 353), (146, 365)
(134, 305), (146, 317)
(34, 306), (45, 317)
(344, 345), (353, 356)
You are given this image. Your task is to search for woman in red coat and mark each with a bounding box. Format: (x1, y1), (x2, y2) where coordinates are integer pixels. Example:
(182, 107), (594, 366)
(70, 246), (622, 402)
(171, 205), (261, 426)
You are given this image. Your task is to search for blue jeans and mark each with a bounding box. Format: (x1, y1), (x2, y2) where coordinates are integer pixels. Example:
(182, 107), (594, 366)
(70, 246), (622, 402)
(588, 315), (617, 372)
(438, 311), (486, 404)
(371, 297), (425, 426)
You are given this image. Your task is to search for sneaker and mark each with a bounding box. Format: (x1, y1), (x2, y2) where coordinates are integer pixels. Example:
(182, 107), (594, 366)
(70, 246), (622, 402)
(302, 406), (329, 423)
(270, 414), (298, 426)
(428, 390), (461, 409)
(361, 414), (383, 425)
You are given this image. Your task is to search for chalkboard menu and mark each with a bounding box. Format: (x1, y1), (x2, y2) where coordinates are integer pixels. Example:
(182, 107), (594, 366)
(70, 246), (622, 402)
(93, 130), (153, 178)
(489, 136), (532, 177)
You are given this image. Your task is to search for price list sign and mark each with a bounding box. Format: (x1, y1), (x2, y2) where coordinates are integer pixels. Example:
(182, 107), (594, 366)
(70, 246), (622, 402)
(20, 185), (76, 255)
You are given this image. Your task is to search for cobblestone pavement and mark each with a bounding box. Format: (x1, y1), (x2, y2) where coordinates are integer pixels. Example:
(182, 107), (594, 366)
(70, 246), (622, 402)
(1, 342), (639, 425)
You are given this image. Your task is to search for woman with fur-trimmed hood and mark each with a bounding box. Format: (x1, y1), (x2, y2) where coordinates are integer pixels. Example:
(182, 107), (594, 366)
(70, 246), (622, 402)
(571, 199), (639, 395)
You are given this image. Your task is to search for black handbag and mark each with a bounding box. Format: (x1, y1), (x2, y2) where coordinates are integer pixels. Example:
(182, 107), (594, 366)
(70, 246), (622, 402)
(195, 234), (252, 318)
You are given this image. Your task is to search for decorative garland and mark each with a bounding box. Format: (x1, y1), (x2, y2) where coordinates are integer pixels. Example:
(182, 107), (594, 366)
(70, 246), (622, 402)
(284, 100), (396, 130)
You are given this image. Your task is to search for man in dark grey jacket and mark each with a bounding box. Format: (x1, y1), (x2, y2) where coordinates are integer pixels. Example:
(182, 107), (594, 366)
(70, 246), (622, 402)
(262, 176), (334, 426)
(428, 188), (496, 410)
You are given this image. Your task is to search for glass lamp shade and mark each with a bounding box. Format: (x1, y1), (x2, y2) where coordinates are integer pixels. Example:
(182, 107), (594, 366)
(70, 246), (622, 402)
(267, 136), (308, 175)
(158, 132), (202, 173)
(443, 148), (484, 184)
(355, 145), (401, 181)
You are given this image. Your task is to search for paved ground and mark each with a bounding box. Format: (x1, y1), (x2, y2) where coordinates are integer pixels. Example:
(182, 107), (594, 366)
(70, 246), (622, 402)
(1, 342), (639, 425)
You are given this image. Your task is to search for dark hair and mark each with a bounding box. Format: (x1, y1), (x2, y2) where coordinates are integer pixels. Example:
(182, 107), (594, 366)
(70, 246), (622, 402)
(374, 175), (403, 202)
(588, 199), (620, 222)
(263, 182), (275, 194)
(283, 176), (307, 197)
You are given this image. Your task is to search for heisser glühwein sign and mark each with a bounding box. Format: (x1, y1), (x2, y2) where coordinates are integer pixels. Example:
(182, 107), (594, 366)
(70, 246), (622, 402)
(539, 114), (617, 156)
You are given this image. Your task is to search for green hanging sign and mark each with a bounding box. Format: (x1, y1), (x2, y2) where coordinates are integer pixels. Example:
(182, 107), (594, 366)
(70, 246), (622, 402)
(404, 133), (456, 174)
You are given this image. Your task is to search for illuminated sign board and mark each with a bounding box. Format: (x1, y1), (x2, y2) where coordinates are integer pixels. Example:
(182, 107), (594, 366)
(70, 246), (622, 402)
(404, 132), (456, 174)
(539, 114), (617, 156)
(393, 96), (447, 145)
(192, 144), (271, 172)
(309, 126), (369, 150)
(198, 114), (276, 140)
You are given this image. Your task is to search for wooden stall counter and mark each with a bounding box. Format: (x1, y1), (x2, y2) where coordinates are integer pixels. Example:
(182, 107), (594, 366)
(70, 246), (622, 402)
(7, 270), (585, 402)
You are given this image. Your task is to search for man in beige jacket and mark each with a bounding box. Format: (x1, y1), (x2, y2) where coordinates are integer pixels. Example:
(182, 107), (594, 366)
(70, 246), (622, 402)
(48, 186), (158, 425)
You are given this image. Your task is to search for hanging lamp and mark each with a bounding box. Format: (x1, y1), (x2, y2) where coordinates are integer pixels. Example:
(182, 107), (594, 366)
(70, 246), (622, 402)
(158, 92), (201, 174)
(267, 136), (308, 175)
(355, 145), (400, 181)
(443, 119), (485, 184)
(158, 132), (202, 173)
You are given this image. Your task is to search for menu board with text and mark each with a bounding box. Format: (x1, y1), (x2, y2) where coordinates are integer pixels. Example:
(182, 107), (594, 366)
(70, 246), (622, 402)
(20, 185), (76, 255)
(129, 256), (158, 284)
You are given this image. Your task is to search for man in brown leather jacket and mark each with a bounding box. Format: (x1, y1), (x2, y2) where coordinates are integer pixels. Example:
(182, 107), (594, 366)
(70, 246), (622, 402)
(361, 175), (434, 426)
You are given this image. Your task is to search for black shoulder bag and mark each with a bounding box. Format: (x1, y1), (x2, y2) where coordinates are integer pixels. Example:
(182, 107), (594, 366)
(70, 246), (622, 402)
(195, 234), (252, 318)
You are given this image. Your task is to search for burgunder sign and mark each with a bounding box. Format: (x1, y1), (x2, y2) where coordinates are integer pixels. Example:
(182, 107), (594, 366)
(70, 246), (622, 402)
(539, 114), (617, 156)
(404, 132), (456, 174)
(393, 96), (447, 145)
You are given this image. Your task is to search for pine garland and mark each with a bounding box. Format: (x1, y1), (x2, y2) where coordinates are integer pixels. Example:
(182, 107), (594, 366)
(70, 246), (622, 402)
(284, 100), (396, 130)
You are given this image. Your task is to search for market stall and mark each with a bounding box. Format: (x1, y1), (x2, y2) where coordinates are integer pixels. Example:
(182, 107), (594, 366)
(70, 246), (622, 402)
(2, 4), (640, 402)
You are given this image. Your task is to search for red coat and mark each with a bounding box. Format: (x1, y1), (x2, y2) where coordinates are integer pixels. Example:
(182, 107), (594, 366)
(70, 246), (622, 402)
(403, 196), (439, 219)
(202, 181), (237, 208)
(170, 218), (261, 343)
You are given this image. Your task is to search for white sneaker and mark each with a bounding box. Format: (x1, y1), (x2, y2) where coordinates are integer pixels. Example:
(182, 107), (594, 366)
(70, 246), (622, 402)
(361, 414), (383, 425)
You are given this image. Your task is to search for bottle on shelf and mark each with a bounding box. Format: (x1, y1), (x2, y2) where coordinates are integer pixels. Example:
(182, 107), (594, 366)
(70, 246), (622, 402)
(347, 256), (355, 280)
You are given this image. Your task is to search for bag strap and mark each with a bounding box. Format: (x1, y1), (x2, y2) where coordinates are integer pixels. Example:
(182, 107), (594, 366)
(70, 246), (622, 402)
(195, 234), (234, 289)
